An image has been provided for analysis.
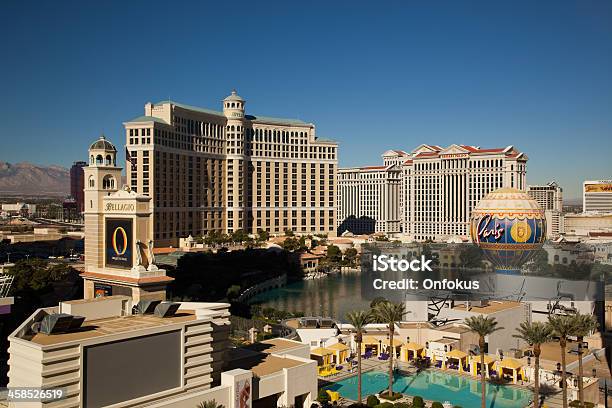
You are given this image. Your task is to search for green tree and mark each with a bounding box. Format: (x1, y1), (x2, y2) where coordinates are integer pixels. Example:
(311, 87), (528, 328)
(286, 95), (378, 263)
(372, 301), (405, 399)
(8, 259), (74, 292)
(281, 237), (301, 251)
(369, 297), (387, 309)
(570, 313), (598, 406)
(513, 321), (553, 408)
(326, 245), (342, 263)
(346, 310), (372, 404)
(284, 228), (294, 237)
(344, 247), (358, 266)
(231, 229), (249, 244)
(257, 229), (270, 242)
(464, 315), (503, 408)
(204, 231), (225, 247)
(548, 315), (575, 408)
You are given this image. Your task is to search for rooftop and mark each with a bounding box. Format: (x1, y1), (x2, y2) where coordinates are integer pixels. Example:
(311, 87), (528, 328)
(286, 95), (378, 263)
(430, 338), (458, 344)
(150, 100), (310, 127)
(249, 355), (305, 377)
(27, 310), (197, 346)
(246, 338), (306, 354)
(125, 115), (170, 125)
(89, 135), (117, 152)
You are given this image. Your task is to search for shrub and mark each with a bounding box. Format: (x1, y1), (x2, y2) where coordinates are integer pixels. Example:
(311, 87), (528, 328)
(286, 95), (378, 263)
(347, 404), (368, 408)
(366, 395), (380, 407)
(569, 402), (595, 408)
(379, 391), (402, 401)
(431, 403), (444, 408)
(393, 403), (410, 408)
(317, 389), (330, 404)
(411, 396), (425, 408)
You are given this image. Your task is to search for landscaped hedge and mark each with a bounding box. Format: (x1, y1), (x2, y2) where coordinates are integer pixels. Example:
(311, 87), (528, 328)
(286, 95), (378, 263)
(431, 402), (444, 408)
(569, 401), (595, 408)
(411, 396), (425, 408)
(366, 395), (380, 408)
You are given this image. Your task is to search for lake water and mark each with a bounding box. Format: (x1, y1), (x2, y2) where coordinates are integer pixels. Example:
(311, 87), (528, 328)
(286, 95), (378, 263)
(249, 271), (371, 320)
(248, 268), (586, 322)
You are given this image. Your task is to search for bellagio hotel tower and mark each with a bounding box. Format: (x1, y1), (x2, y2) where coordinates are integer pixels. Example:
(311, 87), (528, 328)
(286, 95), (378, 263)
(124, 91), (338, 246)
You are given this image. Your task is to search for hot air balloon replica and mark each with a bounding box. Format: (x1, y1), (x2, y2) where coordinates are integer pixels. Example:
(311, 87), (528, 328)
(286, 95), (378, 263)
(470, 187), (546, 274)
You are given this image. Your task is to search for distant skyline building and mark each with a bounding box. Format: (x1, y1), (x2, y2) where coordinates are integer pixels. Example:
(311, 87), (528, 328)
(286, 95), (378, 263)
(338, 144), (528, 242)
(583, 180), (612, 213)
(70, 160), (87, 213)
(123, 91), (338, 246)
(527, 181), (563, 238)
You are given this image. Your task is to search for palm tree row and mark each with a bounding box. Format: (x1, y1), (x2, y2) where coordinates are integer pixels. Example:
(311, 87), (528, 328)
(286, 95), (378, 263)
(346, 303), (597, 408)
(345, 300), (406, 404)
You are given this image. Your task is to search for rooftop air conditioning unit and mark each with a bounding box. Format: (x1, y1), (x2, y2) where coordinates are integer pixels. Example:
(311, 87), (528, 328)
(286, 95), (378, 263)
(154, 302), (180, 318)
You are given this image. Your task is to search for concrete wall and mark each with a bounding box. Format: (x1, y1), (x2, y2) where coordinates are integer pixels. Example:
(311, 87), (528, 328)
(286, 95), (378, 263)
(282, 358), (317, 408)
(146, 384), (231, 408)
(60, 295), (130, 320)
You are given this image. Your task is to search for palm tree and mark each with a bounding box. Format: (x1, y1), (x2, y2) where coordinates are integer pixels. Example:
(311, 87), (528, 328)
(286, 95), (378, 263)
(548, 315), (575, 408)
(346, 310), (372, 404)
(372, 301), (406, 399)
(464, 315), (503, 408)
(569, 313), (598, 406)
(197, 400), (225, 408)
(513, 321), (553, 408)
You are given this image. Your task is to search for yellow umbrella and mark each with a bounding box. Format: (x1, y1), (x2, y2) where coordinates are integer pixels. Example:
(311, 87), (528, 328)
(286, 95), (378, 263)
(328, 343), (349, 351)
(404, 342), (424, 351)
(446, 349), (468, 359)
(499, 358), (523, 370)
(310, 347), (333, 356)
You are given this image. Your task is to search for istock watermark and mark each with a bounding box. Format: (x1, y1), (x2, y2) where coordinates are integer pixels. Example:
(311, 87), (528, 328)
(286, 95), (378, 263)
(372, 254), (433, 272)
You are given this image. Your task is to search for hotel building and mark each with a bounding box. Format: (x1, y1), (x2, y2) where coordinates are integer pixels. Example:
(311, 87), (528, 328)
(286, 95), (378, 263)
(123, 91), (338, 246)
(336, 162), (402, 235)
(337, 144), (527, 241)
(527, 181), (563, 238)
(583, 180), (612, 213)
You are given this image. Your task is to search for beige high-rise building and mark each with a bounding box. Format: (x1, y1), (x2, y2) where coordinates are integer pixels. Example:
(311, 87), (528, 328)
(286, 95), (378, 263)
(338, 144), (528, 241)
(527, 181), (563, 238)
(124, 91), (338, 246)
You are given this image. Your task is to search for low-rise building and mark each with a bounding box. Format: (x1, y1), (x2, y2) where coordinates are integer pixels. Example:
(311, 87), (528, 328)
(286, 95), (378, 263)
(8, 297), (317, 408)
(564, 212), (612, 236)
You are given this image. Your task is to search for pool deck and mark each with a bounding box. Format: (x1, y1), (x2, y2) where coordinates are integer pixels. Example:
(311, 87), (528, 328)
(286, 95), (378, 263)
(319, 360), (563, 408)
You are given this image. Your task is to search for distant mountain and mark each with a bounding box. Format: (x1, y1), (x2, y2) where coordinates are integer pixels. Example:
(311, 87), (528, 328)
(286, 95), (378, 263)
(0, 162), (70, 196)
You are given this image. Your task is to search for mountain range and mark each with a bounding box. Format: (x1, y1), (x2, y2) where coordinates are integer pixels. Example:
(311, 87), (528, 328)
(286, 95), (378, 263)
(0, 162), (70, 196)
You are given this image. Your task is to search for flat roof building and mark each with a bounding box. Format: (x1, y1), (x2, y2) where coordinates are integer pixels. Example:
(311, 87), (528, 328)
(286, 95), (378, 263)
(8, 298), (316, 408)
(583, 180), (612, 213)
(123, 91), (338, 246)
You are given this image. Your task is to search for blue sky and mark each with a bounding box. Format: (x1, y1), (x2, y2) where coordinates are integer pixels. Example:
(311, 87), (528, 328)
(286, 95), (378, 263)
(1, 1), (611, 199)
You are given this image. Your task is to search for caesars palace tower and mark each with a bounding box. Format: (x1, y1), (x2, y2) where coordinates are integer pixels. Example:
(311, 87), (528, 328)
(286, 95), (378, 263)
(123, 91), (338, 246)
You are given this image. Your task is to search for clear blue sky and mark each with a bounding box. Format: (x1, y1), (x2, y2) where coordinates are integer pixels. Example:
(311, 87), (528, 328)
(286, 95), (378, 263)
(1, 1), (611, 199)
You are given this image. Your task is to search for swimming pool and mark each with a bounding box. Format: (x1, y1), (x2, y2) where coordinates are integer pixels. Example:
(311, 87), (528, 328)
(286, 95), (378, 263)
(326, 370), (532, 408)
